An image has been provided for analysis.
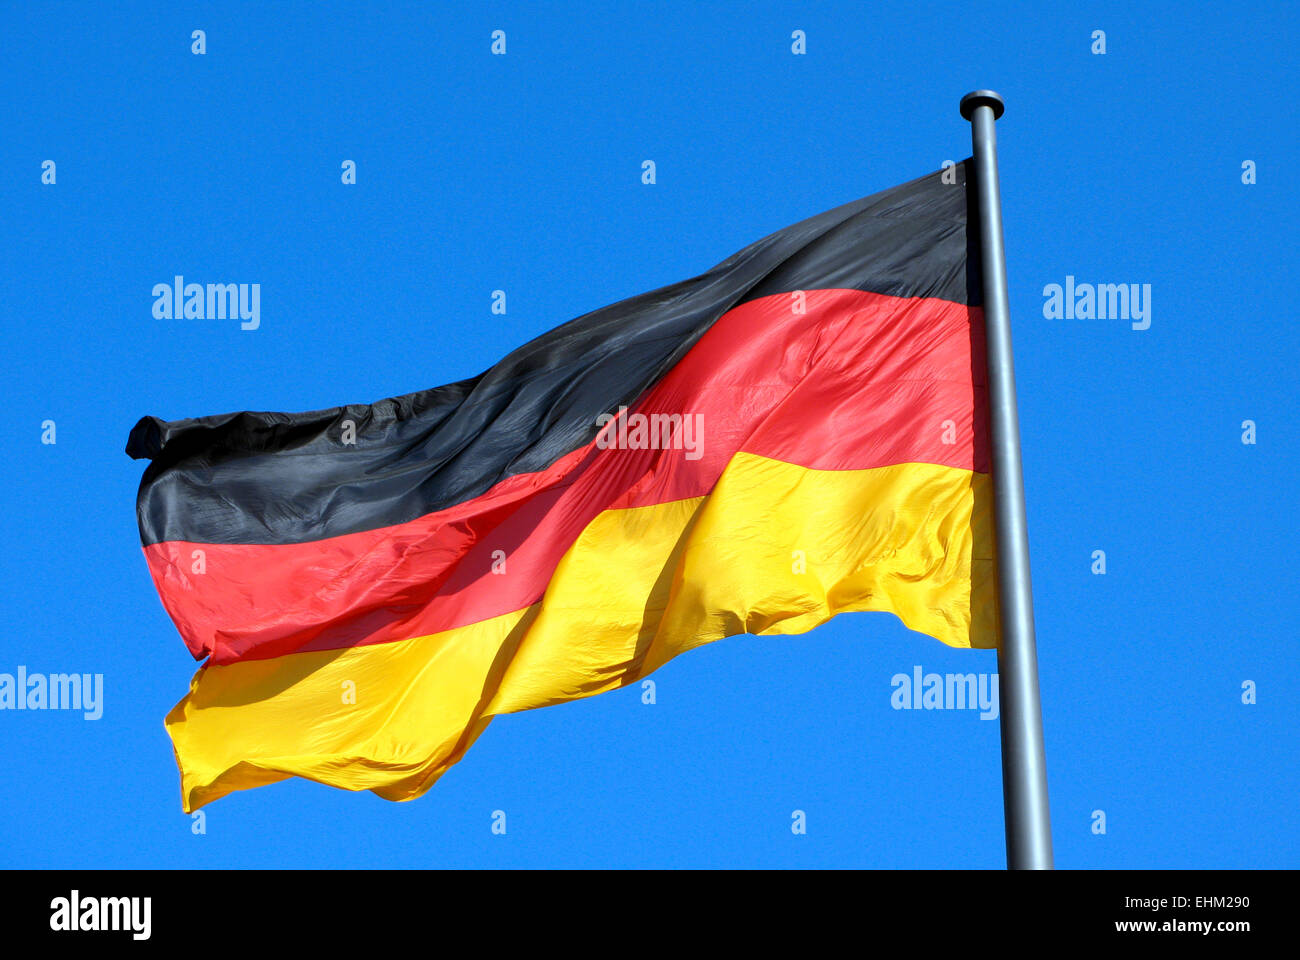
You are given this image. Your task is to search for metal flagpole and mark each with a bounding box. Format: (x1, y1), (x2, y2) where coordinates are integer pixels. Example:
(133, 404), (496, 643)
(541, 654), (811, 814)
(959, 90), (1053, 869)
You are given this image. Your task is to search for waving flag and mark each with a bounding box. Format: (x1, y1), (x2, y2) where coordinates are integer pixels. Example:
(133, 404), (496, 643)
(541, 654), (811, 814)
(128, 163), (994, 812)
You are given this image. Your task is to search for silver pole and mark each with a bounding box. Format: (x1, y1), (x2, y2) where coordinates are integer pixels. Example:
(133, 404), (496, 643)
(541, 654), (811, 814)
(959, 90), (1053, 869)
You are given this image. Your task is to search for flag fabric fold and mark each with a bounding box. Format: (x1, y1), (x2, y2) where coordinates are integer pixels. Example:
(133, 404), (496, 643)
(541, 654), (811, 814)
(129, 162), (995, 811)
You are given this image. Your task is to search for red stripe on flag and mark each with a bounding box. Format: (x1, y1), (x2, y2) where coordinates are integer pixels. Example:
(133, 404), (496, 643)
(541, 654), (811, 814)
(145, 289), (986, 665)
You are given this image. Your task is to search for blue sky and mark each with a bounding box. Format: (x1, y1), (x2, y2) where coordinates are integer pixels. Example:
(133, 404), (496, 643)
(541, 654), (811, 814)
(1, 1), (1296, 868)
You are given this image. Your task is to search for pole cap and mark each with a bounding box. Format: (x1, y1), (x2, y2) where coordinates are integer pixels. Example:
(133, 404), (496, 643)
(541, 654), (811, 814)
(960, 90), (1005, 120)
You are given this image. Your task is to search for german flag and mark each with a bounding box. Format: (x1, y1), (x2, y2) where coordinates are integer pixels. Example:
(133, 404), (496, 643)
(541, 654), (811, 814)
(128, 163), (994, 812)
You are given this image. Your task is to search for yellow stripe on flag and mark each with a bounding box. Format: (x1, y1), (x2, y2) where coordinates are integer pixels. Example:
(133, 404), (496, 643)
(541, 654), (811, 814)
(167, 454), (994, 811)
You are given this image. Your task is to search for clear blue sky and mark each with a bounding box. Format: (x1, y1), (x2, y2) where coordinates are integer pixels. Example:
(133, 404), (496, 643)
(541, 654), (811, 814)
(1, 1), (1296, 868)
